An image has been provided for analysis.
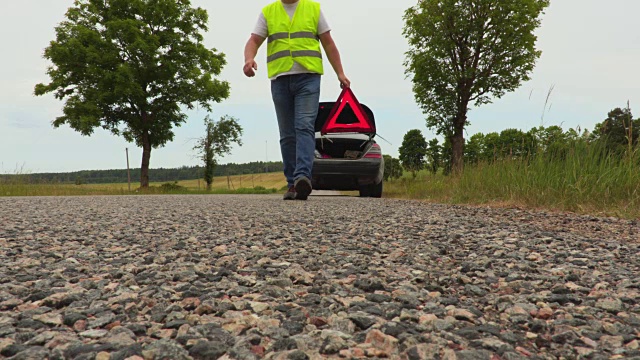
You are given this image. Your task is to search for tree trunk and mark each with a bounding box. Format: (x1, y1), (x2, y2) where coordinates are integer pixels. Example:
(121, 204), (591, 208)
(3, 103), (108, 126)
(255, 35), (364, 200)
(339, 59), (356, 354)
(141, 130), (151, 188)
(206, 181), (212, 191)
(451, 111), (467, 175)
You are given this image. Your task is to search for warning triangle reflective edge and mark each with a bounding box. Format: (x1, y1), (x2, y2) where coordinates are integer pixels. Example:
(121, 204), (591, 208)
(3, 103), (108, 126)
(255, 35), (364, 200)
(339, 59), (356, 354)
(321, 88), (376, 135)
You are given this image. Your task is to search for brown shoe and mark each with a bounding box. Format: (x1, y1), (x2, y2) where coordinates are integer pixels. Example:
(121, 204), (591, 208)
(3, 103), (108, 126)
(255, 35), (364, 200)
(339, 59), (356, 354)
(283, 186), (296, 200)
(294, 176), (312, 200)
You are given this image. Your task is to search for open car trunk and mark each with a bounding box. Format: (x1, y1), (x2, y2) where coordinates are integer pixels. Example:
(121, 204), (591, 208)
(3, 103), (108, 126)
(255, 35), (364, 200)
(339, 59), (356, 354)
(314, 101), (376, 159)
(316, 135), (374, 159)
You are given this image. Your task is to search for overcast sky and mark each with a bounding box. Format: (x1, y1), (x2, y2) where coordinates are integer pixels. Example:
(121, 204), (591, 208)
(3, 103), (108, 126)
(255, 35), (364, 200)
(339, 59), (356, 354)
(1, 0), (639, 173)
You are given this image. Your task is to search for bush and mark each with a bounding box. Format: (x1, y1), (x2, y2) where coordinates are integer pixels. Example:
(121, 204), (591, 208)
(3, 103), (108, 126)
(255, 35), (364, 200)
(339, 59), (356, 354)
(159, 182), (186, 192)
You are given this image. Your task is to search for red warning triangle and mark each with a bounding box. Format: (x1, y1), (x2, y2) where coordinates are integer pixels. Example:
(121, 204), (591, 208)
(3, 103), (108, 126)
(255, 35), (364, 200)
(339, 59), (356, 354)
(321, 88), (376, 135)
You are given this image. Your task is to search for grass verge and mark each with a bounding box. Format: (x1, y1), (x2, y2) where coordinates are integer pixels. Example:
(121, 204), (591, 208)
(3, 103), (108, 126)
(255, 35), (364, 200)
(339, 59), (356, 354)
(385, 142), (640, 219)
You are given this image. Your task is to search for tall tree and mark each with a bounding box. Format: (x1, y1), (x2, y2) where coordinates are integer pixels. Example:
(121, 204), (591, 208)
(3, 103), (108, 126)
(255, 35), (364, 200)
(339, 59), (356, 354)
(425, 138), (442, 174)
(464, 133), (484, 165)
(403, 0), (549, 173)
(497, 128), (535, 159)
(590, 107), (639, 154)
(481, 132), (501, 163)
(383, 155), (403, 181)
(193, 115), (243, 191)
(399, 129), (428, 178)
(35, 0), (230, 187)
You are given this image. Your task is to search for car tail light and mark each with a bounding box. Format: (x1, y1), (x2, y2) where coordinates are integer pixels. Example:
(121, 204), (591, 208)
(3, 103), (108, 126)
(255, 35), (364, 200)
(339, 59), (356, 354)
(364, 144), (382, 159)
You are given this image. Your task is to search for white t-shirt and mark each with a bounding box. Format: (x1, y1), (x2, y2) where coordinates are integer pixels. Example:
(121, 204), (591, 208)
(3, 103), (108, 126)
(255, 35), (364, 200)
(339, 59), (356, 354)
(253, 1), (331, 79)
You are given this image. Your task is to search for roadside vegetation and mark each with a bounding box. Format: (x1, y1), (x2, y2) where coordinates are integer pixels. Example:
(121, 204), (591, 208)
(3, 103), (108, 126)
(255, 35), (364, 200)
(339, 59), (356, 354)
(5, 106), (638, 219)
(385, 107), (640, 219)
(385, 146), (640, 219)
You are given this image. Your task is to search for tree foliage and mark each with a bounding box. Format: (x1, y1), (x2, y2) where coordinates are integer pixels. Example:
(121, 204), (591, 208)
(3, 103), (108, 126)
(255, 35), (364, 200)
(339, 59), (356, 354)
(383, 155), (403, 181)
(462, 126), (585, 165)
(399, 129), (428, 177)
(194, 115), (243, 190)
(590, 107), (640, 154)
(404, 0), (549, 173)
(2, 162), (284, 185)
(35, 0), (230, 187)
(425, 138), (442, 174)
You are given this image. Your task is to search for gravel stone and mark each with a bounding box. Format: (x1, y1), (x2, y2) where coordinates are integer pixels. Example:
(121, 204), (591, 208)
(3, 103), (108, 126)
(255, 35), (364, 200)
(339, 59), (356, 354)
(6, 346), (50, 360)
(0, 195), (638, 359)
(142, 339), (191, 360)
(109, 344), (143, 360)
(79, 329), (108, 339)
(188, 340), (229, 359)
(348, 313), (377, 330)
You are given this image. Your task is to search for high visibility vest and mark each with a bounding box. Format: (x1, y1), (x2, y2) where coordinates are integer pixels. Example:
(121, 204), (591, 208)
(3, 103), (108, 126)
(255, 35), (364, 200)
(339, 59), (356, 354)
(263, 0), (324, 78)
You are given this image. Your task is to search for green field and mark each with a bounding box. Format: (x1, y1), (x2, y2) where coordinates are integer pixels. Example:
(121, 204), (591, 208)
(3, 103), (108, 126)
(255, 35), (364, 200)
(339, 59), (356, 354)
(0, 172), (288, 197)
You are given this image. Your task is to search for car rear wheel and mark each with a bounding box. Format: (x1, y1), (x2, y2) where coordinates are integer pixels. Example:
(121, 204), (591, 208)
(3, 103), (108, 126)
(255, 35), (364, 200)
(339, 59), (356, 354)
(358, 184), (370, 197)
(370, 180), (383, 198)
(359, 181), (383, 198)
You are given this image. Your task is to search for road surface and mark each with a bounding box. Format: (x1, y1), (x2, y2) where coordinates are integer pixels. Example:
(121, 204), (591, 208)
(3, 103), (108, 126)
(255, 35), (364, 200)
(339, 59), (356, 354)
(0, 195), (638, 359)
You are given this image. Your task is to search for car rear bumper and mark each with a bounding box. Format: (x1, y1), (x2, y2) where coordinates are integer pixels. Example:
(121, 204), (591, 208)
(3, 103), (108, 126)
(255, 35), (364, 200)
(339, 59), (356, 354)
(313, 157), (381, 176)
(312, 158), (384, 190)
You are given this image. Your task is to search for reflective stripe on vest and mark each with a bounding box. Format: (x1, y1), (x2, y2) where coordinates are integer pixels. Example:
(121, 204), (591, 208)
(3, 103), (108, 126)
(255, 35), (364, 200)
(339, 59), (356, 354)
(268, 31), (318, 43)
(262, 0), (324, 78)
(267, 49), (323, 63)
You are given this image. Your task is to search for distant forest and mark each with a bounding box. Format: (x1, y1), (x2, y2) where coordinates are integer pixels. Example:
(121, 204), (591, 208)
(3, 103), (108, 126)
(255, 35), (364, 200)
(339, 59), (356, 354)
(2, 162), (284, 184)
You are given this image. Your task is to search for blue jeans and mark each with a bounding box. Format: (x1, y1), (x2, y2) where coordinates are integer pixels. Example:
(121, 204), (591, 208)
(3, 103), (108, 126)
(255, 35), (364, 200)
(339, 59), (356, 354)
(271, 73), (321, 187)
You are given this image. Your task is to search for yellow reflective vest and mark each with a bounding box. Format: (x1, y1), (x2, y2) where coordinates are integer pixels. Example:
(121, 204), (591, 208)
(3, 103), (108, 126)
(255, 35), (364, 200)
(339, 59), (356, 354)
(262, 0), (324, 78)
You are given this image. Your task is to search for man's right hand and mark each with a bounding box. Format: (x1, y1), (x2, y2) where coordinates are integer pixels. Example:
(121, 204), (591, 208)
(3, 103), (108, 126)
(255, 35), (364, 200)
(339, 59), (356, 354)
(338, 73), (351, 89)
(243, 60), (258, 77)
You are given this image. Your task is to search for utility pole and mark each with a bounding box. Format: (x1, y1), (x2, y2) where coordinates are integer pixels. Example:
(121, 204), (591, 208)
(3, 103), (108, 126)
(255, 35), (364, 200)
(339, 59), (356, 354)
(265, 141), (268, 173)
(126, 148), (131, 191)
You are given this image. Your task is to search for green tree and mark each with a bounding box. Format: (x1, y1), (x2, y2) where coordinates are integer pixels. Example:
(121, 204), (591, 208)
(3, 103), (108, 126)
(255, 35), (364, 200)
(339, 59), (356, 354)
(497, 128), (535, 159)
(383, 155), (403, 181)
(590, 107), (639, 154)
(403, 0), (549, 173)
(530, 125), (564, 150)
(194, 115), (243, 191)
(481, 132), (500, 163)
(35, 0), (230, 188)
(425, 138), (442, 174)
(399, 129), (428, 178)
(528, 125), (574, 158)
(465, 133), (484, 165)
(441, 137), (453, 175)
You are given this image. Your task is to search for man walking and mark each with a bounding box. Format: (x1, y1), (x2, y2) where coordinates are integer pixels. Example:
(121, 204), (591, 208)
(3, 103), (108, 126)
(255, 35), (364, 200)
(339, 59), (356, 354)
(243, 0), (350, 200)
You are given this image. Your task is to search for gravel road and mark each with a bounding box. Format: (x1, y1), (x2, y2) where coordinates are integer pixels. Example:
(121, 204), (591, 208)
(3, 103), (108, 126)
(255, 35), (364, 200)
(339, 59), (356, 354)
(1, 195), (639, 360)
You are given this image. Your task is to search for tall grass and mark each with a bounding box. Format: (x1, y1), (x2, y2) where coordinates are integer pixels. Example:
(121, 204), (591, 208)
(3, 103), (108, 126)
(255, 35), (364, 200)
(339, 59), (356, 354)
(385, 141), (640, 218)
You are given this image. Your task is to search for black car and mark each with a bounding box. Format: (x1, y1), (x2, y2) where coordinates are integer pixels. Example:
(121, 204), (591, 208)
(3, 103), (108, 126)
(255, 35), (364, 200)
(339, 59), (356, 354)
(312, 96), (384, 198)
